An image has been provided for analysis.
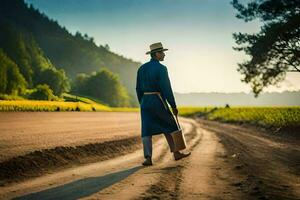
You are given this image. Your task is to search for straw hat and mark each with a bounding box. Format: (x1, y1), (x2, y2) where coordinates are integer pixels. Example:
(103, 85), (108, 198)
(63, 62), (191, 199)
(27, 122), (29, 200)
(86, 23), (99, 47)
(146, 42), (168, 54)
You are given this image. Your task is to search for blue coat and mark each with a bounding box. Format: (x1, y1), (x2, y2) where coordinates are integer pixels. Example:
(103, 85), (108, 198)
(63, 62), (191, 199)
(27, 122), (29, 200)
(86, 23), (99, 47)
(136, 58), (179, 137)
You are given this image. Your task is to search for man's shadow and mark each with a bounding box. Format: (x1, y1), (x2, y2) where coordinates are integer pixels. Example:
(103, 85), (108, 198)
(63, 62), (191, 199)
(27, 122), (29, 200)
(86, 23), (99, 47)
(14, 166), (144, 200)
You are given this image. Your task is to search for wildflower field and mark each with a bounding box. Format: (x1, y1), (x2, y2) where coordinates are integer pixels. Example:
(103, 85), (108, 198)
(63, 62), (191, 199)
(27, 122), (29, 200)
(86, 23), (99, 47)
(0, 100), (111, 112)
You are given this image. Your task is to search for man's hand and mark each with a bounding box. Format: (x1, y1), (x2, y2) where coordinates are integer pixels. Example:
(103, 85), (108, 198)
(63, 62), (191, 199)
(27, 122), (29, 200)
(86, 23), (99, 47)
(172, 107), (178, 116)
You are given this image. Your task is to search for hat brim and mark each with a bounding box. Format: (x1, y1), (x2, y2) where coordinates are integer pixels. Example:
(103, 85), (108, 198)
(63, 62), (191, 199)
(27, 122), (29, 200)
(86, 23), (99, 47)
(146, 48), (168, 55)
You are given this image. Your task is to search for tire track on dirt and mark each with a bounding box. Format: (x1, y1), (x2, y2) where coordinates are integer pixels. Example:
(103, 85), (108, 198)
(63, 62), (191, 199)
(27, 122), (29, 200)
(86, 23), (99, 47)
(80, 118), (200, 200)
(198, 119), (300, 200)
(134, 120), (202, 200)
(178, 128), (246, 200)
(0, 136), (142, 185)
(1, 118), (195, 200)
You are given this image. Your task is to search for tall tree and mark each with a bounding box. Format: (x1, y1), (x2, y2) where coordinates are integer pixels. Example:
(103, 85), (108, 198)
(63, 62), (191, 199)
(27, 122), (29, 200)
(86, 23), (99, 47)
(231, 0), (300, 96)
(0, 23), (33, 86)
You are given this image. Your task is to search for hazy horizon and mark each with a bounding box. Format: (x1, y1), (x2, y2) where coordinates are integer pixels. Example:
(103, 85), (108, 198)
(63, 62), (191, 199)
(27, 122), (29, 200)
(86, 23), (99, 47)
(174, 91), (300, 106)
(25, 0), (300, 94)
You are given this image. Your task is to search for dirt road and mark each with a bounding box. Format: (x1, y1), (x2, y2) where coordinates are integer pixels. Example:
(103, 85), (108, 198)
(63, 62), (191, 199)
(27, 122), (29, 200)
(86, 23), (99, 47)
(0, 112), (140, 162)
(0, 113), (299, 200)
(197, 119), (300, 200)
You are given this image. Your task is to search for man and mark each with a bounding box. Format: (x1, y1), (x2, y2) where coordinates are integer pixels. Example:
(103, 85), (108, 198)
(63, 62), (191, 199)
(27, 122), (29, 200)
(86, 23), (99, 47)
(136, 42), (191, 166)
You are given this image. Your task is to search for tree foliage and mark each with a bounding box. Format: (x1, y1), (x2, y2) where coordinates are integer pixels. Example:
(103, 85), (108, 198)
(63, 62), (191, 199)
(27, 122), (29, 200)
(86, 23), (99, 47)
(0, 49), (27, 95)
(73, 68), (130, 107)
(28, 84), (57, 101)
(35, 68), (70, 96)
(0, 20), (70, 98)
(231, 0), (300, 96)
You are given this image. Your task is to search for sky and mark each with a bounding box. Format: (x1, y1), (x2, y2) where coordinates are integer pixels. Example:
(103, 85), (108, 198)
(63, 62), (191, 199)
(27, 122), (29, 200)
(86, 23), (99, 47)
(25, 0), (300, 94)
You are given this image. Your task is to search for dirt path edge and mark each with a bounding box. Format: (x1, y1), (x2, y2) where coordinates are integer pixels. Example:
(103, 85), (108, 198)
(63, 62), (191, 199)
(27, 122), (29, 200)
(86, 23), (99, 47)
(0, 136), (143, 185)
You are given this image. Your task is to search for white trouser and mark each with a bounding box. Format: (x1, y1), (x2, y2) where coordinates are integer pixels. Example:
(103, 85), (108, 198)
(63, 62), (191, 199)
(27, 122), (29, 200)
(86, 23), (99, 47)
(142, 133), (175, 158)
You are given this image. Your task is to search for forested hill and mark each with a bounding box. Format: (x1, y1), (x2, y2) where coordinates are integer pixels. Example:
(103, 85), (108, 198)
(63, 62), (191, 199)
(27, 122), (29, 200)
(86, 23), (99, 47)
(0, 0), (140, 97)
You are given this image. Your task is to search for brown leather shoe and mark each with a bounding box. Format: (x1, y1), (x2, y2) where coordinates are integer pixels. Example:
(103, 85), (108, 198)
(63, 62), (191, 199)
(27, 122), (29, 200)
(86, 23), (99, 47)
(174, 152), (191, 161)
(142, 157), (152, 166)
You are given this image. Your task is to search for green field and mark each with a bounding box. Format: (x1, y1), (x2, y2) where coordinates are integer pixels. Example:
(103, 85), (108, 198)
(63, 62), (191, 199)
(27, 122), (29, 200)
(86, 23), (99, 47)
(179, 106), (300, 128)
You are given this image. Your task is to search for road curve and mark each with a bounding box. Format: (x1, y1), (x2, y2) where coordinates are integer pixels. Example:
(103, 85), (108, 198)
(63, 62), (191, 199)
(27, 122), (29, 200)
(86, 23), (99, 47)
(1, 114), (299, 200)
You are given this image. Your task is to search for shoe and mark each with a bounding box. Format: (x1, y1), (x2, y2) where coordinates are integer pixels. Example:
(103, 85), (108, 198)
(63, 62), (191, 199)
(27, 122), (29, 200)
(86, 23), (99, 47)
(174, 151), (191, 161)
(142, 157), (152, 166)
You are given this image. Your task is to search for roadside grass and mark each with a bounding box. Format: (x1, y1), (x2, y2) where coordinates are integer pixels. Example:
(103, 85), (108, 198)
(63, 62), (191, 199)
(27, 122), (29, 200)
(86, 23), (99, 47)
(179, 106), (300, 129)
(178, 106), (215, 116)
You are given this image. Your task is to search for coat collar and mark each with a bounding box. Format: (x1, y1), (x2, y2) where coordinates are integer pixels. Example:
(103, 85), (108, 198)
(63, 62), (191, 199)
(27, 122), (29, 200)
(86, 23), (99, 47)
(150, 58), (159, 63)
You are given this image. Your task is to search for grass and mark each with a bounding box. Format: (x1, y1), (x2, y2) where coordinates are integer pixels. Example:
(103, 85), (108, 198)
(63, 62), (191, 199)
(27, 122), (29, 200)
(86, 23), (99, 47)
(0, 94), (26, 101)
(179, 106), (300, 128)
(62, 93), (140, 112)
(178, 106), (215, 116)
(62, 93), (105, 105)
(0, 99), (111, 112)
